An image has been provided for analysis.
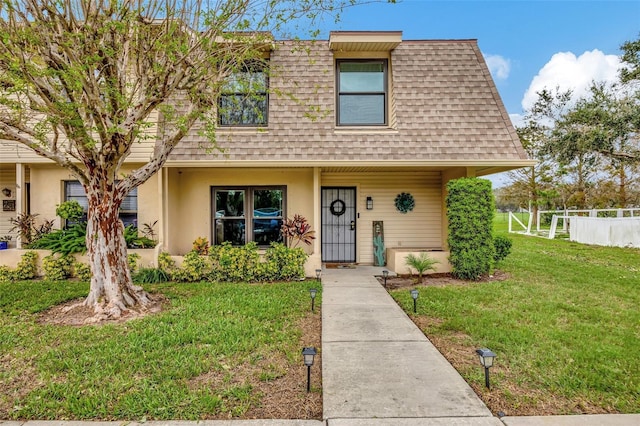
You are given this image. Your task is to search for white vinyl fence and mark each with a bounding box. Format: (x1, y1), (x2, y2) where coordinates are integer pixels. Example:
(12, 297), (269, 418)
(569, 217), (640, 248)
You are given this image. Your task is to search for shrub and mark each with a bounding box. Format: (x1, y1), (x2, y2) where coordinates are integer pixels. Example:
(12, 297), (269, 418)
(133, 267), (170, 284)
(74, 261), (92, 281)
(281, 214), (315, 248)
(56, 200), (84, 222)
(14, 251), (38, 280)
(264, 242), (307, 280)
(42, 254), (73, 281)
(192, 237), (210, 255)
(158, 251), (177, 279)
(446, 177), (495, 280)
(173, 250), (211, 282)
(209, 242), (260, 282)
(405, 252), (439, 279)
(124, 225), (157, 248)
(493, 235), (513, 263)
(28, 224), (86, 255)
(0, 265), (13, 282)
(128, 253), (141, 274)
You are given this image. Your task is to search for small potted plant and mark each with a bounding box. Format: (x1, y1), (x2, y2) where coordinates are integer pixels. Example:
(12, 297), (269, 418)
(0, 235), (12, 250)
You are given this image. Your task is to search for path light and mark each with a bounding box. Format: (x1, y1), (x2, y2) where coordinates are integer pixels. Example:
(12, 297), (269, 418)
(302, 347), (317, 392)
(410, 289), (419, 313)
(475, 348), (497, 389)
(309, 288), (317, 312)
(315, 268), (322, 280)
(382, 270), (389, 288)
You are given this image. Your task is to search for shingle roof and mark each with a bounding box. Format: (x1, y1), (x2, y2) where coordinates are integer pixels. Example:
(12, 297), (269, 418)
(168, 39), (528, 164)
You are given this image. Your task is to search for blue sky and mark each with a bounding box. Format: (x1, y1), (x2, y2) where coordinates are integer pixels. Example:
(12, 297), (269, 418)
(315, 0), (639, 119)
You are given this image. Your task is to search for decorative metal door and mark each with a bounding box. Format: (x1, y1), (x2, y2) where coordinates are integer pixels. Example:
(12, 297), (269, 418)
(322, 187), (356, 262)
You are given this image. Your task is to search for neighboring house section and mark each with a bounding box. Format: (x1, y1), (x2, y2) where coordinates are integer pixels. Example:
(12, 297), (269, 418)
(0, 32), (533, 274)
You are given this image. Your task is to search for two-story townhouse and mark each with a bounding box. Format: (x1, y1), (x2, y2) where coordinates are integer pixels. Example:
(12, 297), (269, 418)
(0, 31), (533, 275)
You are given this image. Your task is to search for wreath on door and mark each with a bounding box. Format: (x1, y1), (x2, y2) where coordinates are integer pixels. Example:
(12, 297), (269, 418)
(330, 199), (346, 216)
(395, 192), (415, 213)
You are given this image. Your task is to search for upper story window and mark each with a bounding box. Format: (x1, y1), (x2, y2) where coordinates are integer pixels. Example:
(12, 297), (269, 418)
(64, 181), (138, 228)
(219, 62), (268, 127)
(336, 59), (387, 126)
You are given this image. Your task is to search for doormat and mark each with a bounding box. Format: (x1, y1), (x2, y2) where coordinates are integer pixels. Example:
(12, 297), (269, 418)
(325, 263), (357, 269)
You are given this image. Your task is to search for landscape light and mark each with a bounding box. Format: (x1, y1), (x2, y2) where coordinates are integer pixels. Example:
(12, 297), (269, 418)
(382, 270), (389, 288)
(302, 347), (317, 392)
(315, 268), (322, 280)
(309, 288), (317, 312)
(410, 289), (419, 313)
(475, 348), (497, 389)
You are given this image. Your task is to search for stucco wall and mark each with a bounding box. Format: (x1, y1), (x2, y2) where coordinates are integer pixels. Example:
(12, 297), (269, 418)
(28, 164), (158, 232)
(164, 167), (315, 255)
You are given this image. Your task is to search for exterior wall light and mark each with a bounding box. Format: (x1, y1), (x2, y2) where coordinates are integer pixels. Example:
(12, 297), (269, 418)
(309, 288), (317, 312)
(1, 188), (11, 197)
(366, 196), (373, 210)
(475, 348), (497, 389)
(382, 269), (389, 288)
(410, 289), (419, 313)
(302, 347), (317, 392)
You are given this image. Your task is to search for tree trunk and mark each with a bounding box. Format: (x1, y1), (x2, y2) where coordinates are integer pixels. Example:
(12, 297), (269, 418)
(83, 183), (151, 318)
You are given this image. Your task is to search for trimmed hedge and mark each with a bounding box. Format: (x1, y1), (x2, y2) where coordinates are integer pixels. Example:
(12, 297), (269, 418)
(446, 177), (495, 280)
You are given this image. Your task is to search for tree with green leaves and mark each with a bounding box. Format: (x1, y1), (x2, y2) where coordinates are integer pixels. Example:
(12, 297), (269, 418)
(0, 0), (386, 318)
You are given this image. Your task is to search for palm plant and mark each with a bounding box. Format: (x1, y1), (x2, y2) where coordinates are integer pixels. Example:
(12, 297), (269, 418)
(405, 252), (439, 282)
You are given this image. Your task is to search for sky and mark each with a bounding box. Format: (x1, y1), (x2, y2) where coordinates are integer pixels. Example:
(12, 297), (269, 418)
(308, 0), (639, 186)
(315, 0), (639, 121)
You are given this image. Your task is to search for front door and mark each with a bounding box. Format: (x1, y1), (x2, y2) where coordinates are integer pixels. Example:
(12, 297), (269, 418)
(321, 187), (356, 263)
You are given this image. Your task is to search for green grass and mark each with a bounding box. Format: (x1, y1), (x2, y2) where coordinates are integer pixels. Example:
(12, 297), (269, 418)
(0, 280), (320, 420)
(392, 215), (640, 414)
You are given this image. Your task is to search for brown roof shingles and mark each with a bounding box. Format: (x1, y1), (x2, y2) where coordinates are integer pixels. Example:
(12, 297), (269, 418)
(168, 39), (528, 163)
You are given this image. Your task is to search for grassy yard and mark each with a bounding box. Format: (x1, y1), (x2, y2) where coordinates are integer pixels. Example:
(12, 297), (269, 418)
(392, 215), (640, 415)
(0, 280), (321, 420)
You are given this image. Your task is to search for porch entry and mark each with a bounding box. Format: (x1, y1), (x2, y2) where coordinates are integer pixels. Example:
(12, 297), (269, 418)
(321, 187), (356, 263)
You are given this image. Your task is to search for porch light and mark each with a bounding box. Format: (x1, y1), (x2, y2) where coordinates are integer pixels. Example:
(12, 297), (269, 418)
(382, 269), (389, 288)
(302, 347), (317, 392)
(410, 289), (419, 313)
(309, 288), (317, 312)
(315, 268), (322, 280)
(366, 196), (373, 210)
(475, 348), (497, 389)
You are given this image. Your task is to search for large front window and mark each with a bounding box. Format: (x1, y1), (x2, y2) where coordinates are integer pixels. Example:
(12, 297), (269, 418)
(64, 181), (138, 227)
(213, 186), (284, 246)
(337, 60), (387, 126)
(219, 62), (268, 126)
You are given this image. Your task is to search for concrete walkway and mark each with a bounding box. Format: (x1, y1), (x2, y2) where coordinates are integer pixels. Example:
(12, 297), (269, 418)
(321, 266), (500, 425)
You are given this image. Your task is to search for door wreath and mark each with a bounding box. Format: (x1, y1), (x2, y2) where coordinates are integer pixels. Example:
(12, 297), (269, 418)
(395, 192), (415, 213)
(330, 199), (346, 216)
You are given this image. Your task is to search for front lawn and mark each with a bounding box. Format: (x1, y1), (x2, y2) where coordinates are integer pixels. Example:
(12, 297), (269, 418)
(0, 280), (321, 420)
(391, 220), (640, 415)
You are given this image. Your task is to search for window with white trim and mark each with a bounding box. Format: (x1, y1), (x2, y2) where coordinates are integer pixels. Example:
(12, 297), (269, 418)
(212, 186), (284, 246)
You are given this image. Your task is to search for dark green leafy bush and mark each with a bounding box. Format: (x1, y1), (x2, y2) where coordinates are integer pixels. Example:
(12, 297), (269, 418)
(446, 178), (495, 280)
(493, 235), (513, 263)
(133, 267), (170, 284)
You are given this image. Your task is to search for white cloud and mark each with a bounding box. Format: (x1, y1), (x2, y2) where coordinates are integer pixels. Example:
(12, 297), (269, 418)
(521, 49), (621, 111)
(484, 54), (511, 80)
(509, 113), (525, 128)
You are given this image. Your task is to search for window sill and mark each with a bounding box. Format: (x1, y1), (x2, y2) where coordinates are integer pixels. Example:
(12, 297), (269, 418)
(217, 127), (269, 134)
(334, 127), (398, 135)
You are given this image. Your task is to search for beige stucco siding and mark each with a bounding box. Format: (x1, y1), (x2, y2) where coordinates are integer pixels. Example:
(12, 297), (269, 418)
(164, 167), (315, 255)
(0, 164), (17, 238)
(321, 171), (442, 264)
(28, 164), (157, 231)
